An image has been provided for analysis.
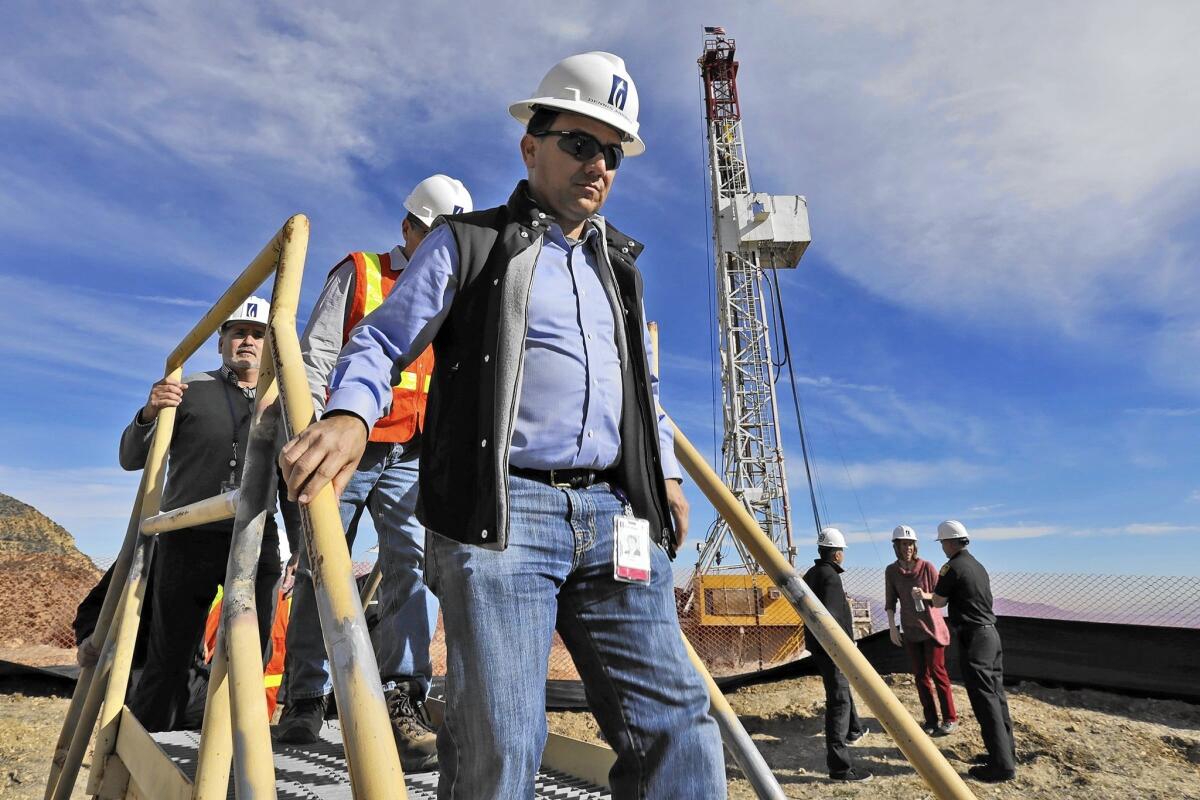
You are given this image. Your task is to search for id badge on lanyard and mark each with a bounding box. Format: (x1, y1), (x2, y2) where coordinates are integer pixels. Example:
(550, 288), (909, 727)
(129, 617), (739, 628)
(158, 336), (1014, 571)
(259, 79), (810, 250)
(221, 380), (245, 495)
(613, 507), (652, 585)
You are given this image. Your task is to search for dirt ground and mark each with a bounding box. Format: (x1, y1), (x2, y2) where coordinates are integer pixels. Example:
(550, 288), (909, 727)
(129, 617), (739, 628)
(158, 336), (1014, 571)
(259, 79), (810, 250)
(546, 673), (1200, 799)
(5, 671), (1198, 799)
(1, 677), (89, 799)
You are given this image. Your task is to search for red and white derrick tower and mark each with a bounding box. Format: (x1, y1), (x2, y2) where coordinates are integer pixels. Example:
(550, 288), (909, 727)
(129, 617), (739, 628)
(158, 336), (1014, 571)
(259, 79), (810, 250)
(696, 28), (812, 579)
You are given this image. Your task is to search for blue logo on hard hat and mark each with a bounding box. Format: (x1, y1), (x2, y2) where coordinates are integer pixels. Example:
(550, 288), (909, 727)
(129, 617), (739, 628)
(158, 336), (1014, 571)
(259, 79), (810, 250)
(246, 302), (258, 318)
(608, 75), (628, 110)
(453, 205), (464, 215)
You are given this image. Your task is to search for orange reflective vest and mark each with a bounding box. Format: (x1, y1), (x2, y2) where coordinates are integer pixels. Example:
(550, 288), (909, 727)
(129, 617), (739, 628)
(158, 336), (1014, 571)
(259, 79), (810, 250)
(262, 589), (291, 716)
(342, 251), (435, 444)
(202, 586), (289, 715)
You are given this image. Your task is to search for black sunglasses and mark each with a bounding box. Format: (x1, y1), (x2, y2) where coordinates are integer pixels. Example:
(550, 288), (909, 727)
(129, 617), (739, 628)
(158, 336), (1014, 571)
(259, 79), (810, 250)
(531, 130), (624, 170)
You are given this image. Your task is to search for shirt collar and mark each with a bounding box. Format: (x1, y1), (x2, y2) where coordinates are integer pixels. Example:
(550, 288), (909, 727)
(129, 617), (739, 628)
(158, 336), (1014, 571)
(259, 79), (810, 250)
(389, 244), (409, 271)
(814, 557), (845, 574)
(220, 365), (256, 398)
(547, 219), (599, 250)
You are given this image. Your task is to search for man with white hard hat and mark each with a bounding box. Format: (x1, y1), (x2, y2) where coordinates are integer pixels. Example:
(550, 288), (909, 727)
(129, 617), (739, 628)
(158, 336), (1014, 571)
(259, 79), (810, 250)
(914, 520), (1016, 783)
(803, 527), (872, 782)
(119, 297), (286, 731)
(278, 52), (725, 796)
(275, 175), (473, 771)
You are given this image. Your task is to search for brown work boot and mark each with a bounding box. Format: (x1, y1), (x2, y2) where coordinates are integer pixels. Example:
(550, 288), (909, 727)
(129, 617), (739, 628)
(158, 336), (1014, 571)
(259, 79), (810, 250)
(385, 681), (438, 772)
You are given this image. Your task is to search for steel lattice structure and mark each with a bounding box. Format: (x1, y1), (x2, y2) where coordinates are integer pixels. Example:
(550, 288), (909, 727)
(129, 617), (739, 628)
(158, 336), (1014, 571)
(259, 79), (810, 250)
(695, 31), (811, 578)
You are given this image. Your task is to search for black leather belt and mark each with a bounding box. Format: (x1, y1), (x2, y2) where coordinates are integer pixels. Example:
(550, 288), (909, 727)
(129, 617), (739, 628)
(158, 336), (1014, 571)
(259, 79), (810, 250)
(510, 466), (612, 489)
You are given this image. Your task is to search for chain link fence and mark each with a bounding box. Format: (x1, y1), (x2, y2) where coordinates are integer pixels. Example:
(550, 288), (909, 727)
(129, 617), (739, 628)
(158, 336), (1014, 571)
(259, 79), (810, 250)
(6, 553), (1200, 681)
(840, 568), (1200, 633)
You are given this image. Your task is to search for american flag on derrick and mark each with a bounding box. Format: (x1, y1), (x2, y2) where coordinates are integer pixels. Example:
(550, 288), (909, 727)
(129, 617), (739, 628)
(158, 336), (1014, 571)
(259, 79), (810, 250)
(704, 26), (726, 35)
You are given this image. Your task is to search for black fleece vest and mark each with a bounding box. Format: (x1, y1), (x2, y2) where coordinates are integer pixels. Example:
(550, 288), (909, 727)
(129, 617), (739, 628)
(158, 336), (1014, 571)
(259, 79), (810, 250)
(414, 182), (674, 555)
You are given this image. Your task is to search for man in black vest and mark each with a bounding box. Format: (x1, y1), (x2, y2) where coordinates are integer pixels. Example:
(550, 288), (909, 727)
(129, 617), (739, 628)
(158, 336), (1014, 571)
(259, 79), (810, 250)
(914, 519), (1016, 783)
(803, 527), (872, 782)
(280, 52), (725, 797)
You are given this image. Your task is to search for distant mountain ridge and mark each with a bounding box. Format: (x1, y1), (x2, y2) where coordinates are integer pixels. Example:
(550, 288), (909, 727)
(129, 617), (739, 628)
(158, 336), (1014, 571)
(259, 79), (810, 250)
(0, 491), (91, 562)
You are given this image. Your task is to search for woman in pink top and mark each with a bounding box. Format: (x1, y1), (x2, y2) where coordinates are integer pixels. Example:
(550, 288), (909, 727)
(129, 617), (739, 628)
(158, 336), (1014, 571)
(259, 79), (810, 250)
(885, 525), (957, 735)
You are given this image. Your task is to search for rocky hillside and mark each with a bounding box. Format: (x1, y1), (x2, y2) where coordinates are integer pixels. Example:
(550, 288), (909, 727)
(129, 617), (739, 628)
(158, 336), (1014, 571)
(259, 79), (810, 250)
(0, 493), (100, 649)
(0, 493), (90, 560)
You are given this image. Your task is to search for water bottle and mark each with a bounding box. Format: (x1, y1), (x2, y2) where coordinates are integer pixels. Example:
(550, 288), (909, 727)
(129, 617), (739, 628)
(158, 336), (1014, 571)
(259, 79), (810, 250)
(913, 593), (926, 613)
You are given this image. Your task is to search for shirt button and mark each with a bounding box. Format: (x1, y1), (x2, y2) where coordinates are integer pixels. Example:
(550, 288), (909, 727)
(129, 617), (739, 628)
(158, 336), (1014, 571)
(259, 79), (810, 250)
(481, 439), (487, 447)
(520, 231), (529, 238)
(538, 212), (546, 219)
(587, 333), (593, 340)
(481, 529), (489, 539)
(621, 246), (629, 254)
(587, 430), (594, 439)
(493, 278), (499, 285)
(483, 354), (490, 363)
(531, 220), (539, 227)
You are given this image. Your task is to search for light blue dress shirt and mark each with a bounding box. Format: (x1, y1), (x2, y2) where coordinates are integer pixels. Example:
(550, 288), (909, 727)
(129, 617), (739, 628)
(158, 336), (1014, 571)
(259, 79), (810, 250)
(325, 222), (682, 480)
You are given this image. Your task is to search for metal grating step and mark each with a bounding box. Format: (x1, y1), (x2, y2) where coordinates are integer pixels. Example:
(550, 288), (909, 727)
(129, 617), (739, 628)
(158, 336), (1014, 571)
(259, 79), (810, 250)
(152, 722), (610, 799)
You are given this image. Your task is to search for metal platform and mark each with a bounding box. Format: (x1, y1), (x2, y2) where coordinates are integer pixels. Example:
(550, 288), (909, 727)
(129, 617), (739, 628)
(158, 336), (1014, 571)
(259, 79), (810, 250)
(152, 722), (611, 799)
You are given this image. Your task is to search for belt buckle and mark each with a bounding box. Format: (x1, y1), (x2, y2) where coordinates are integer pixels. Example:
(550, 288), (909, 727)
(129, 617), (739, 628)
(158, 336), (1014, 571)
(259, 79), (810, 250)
(548, 469), (573, 489)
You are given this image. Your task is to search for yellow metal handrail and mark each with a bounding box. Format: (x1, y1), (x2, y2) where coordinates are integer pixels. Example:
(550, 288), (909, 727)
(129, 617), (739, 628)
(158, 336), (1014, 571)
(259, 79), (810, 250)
(45, 215), (407, 800)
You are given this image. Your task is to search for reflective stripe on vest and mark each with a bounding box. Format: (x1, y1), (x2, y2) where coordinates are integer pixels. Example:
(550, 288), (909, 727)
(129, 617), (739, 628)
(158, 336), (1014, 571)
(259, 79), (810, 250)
(342, 251), (436, 444)
(361, 252), (386, 318)
(360, 253), (422, 393)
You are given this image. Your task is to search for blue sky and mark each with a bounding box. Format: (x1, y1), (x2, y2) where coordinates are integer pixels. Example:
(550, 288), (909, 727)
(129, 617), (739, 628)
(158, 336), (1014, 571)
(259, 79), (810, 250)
(2, 3), (1198, 576)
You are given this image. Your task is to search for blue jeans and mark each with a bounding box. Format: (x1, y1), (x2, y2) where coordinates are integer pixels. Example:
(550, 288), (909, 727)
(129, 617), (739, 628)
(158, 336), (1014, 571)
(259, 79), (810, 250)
(285, 440), (438, 700)
(425, 475), (725, 799)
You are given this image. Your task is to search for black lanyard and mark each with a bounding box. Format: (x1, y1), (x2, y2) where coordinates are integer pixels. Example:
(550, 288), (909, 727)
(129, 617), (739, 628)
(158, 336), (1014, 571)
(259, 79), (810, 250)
(221, 376), (252, 487)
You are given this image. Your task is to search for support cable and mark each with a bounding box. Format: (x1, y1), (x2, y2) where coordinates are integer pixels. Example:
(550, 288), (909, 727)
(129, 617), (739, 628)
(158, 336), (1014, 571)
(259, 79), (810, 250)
(765, 269), (822, 537)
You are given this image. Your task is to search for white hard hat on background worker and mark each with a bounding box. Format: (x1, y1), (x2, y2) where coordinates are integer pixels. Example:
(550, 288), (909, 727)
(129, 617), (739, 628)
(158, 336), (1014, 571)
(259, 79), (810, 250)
(936, 520), (970, 541)
(817, 527), (847, 549)
(508, 51), (645, 156)
(892, 525), (918, 541)
(224, 295), (270, 328)
(403, 175), (473, 227)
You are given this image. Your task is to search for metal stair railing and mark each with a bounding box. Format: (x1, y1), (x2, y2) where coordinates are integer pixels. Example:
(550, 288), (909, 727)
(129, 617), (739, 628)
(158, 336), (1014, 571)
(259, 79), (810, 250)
(44, 214), (408, 800)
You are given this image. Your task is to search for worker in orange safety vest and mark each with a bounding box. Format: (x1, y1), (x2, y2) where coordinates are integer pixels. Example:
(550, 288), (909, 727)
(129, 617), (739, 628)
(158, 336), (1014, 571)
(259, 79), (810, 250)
(276, 175), (472, 772)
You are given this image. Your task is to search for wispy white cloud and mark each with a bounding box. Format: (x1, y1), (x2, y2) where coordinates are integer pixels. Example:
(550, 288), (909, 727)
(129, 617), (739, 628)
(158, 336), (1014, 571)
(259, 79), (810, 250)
(128, 294), (213, 309)
(0, 274), (197, 382)
(721, 4), (1200, 393)
(816, 457), (993, 490)
(1124, 407), (1200, 418)
(968, 525), (1060, 542)
(7, 3), (1198, 393)
(1120, 523), (1200, 537)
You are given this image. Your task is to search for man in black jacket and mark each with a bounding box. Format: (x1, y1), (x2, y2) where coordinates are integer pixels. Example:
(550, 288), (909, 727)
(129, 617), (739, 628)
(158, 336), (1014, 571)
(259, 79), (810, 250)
(118, 297), (286, 731)
(915, 519), (1016, 783)
(803, 526), (872, 783)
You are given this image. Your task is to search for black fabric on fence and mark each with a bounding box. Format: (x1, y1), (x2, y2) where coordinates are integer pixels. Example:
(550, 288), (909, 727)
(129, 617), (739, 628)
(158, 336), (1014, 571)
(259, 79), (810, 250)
(857, 616), (1200, 703)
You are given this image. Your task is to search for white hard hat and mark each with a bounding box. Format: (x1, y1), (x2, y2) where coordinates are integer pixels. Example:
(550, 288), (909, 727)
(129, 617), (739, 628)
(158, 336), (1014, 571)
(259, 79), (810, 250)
(403, 174), (473, 228)
(224, 296), (269, 328)
(817, 527), (847, 549)
(509, 51), (645, 156)
(936, 520), (970, 541)
(892, 525), (918, 541)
